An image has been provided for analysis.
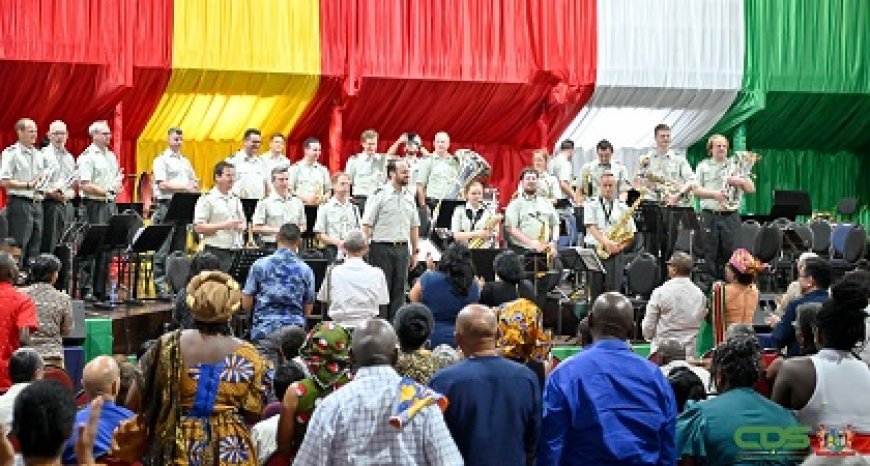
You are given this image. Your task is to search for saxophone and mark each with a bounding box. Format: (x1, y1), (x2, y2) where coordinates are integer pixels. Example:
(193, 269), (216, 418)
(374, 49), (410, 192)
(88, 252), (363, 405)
(538, 215), (553, 271)
(468, 213), (503, 249)
(596, 195), (643, 259)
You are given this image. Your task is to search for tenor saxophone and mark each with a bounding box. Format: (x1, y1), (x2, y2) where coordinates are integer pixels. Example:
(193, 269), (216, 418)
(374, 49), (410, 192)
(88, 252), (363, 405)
(596, 195), (643, 259)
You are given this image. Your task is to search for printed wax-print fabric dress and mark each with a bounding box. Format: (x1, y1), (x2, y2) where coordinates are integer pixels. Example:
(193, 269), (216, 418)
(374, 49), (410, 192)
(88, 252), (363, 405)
(176, 343), (272, 465)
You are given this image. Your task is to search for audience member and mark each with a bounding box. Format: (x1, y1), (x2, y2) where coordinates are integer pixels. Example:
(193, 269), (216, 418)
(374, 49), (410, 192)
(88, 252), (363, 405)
(677, 336), (802, 465)
(771, 258), (831, 357)
(771, 252), (818, 319)
(0, 349), (43, 431)
(394, 304), (441, 384)
(22, 254), (72, 368)
(772, 273), (870, 453)
(260, 324), (308, 374)
(576, 317), (592, 347)
(657, 338), (711, 393)
(724, 248), (764, 325)
(479, 250), (535, 307)
(0, 252), (38, 393)
(2, 380), (103, 466)
(642, 252), (706, 356)
(765, 302), (821, 383)
(667, 367), (706, 413)
(120, 271), (270, 464)
(495, 298), (552, 390)
(251, 362), (306, 463)
(62, 356), (133, 463)
(317, 229), (389, 328)
(275, 322), (352, 457)
(114, 357), (137, 409)
(430, 304), (541, 466)
(538, 292), (677, 465)
(293, 319), (462, 465)
(242, 223), (315, 343)
(409, 243), (481, 347)
(171, 251), (221, 330)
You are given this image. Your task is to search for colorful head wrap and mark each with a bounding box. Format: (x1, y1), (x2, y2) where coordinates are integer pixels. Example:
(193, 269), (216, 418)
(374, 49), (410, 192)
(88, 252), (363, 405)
(496, 298), (552, 363)
(298, 321), (351, 389)
(728, 248), (767, 275)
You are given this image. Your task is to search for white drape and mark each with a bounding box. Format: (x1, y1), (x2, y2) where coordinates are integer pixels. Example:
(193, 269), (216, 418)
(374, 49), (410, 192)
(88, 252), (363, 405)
(559, 0), (745, 175)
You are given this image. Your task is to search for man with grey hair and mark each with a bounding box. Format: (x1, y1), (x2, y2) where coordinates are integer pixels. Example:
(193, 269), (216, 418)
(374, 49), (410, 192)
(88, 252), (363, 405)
(151, 127), (198, 298)
(252, 165), (305, 249)
(78, 120), (122, 300)
(657, 338), (711, 392)
(39, 120), (77, 255)
(0, 348), (44, 431)
(1, 118), (49, 265)
(642, 251), (707, 356)
(317, 229), (388, 328)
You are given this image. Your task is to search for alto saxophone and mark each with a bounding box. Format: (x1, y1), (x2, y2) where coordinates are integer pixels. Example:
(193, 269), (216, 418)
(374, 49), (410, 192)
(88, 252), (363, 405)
(468, 213), (503, 249)
(596, 195), (643, 259)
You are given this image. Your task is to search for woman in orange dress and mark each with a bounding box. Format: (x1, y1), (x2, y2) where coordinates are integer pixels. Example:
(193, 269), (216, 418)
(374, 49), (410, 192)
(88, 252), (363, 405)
(710, 248), (765, 344)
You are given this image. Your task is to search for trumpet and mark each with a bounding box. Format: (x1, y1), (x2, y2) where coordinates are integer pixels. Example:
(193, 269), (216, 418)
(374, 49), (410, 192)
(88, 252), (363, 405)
(244, 221), (258, 249)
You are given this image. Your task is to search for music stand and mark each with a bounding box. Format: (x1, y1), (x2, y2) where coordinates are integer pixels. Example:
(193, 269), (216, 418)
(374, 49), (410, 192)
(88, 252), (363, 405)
(675, 207), (702, 257)
(72, 225), (108, 299)
(773, 190), (812, 218)
(163, 193), (200, 224)
(470, 248), (500, 282)
(303, 206), (318, 240)
(127, 224), (173, 303)
(94, 213), (141, 309)
(353, 196), (368, 216)
(431, 200), (464, 231)
(116, 202), (144, 217)
(228, 249), (270, 286)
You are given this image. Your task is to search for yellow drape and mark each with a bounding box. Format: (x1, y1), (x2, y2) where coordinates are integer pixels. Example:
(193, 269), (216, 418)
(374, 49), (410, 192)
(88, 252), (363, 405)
(136, 0), (321, 191)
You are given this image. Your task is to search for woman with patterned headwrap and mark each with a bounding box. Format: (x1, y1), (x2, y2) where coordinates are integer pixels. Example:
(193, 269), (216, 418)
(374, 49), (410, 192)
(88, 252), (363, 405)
(495, 298), (552, 390)
(709, 248), (765, 346)
(274, 321), (352, 459)
(116, 271), (272, 465)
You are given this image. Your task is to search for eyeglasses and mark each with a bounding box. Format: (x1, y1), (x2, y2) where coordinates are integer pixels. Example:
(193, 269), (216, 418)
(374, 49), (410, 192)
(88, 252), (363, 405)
(51, 131), (67, 136)
(100, 132), (112, 136)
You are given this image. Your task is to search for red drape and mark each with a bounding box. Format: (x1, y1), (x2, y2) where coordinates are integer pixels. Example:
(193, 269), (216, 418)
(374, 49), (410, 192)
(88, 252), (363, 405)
(289, 0), (596, 205)
(0, 0), (172, 205)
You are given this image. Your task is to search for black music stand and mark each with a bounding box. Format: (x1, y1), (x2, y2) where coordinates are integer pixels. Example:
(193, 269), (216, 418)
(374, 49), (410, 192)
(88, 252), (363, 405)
(127, 224), (173, 304)
(93, 213), (140, 309)
(353, 196), (368, 216)
(431, 199), (464, 231)
(303, 205), (318, 240)
(675, 207), (702, 258)
(470, 248), (500, 282)
(72, 224), (108, 299)
(773, 190), (812, 219)
(241, 199), (258, 222)
(164, 193), (200, 223)
(228, 249), (270, 286)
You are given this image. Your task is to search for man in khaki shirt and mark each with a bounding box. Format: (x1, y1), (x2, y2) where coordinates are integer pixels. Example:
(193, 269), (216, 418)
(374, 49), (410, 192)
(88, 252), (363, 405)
(550, 139), (576, 201)
(288, 137), (331, 206)
(314, 172), (361, 262)
(0, 118), (48, 265)
(505, 168), (559, 254)
(193, 161), (246, 271)
(261, 133), (291, 181)
(362, 159), (420, 320)
(635, 124), (695, 207)
(584, 172), (637, 297)
(577, 139), (631, 201)
(345, 129), (387, 198)
(39, 120), (77, 255)
(226, 128), (268, 200)
(414, 131), (460, 206)
(253, 166), (306, 248)
(387, 132), (428, 185)
(151, 127), (198, 297)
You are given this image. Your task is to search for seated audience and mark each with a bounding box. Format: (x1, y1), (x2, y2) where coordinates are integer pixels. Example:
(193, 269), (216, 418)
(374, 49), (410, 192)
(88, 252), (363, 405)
(773, 273), (870, 453)
(114, 357), (137, 408)
(0, 252), (38, 393)
(479, 251), (535, 307)
(657, 339), (711, 393)
(430, 304), (541, 466)
(394, 304), (441, 384)
(844, 269), (870, 364)
(538, 292), (677, 465)
(317, 229), (389, 328)
(765, 302), (821, 383)
(0, 348), (43, 431)
(22, 254), (73, 368)
(293, 319), (462, 465)
(251, 362), (306, 464)
(261, 324), (309, 376)
(120, 271), (271, 464)
(171, 251), (221, 330)
(62, 356), (134, 463)
(642, 252), (707, 356)
(712, 248), (764, 332)
(771, 252), (817, 320)
(276, 322), (352, 457)
(4, 380), (103, 466)
(667, 367), (706, 413)
(495, 298), (552, 390)
(770, 258), (831, 357)
(409, 243), (481, 347)
(677, 336), (802, 465)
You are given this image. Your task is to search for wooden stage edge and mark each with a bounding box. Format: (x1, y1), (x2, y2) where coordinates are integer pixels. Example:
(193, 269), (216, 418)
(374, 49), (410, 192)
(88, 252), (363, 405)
(86, 300), (172, 355)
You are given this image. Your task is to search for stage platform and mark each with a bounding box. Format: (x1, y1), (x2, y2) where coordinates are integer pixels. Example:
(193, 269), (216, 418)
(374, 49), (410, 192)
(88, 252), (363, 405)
(83, 300), (172, 357)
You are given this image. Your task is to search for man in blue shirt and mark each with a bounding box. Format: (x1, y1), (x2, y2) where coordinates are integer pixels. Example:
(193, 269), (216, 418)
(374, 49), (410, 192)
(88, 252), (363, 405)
(63, 356), (134, 463)
(538, 292), (677, 466)
(429, 304), (541, 465)
(242, 223), (315, 342)
(770, 258), (830, 357)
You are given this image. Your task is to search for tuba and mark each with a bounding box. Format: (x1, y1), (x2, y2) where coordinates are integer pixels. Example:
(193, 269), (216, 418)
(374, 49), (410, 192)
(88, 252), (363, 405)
(720, 151), (760, 211)
(444, 150), (491, 200)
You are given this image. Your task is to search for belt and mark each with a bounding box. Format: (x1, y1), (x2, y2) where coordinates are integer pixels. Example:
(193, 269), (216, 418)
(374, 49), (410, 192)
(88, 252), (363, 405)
(9, 195), (41, 203)
(371, 241), (408, 246)
(83, 197), (113, 204)
(702, 209), (737, 216)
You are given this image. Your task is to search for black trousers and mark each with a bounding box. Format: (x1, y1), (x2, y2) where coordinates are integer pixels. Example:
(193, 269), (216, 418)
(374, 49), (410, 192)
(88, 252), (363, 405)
(368, 242), (409, 321)
(151, 201), (190, 292)
(6, 196), (43, 266)
(41, 199), (74, 254)
(82, 199), (117, 298)
(701, 210), (741, 281)
(587, 251), (624, 302)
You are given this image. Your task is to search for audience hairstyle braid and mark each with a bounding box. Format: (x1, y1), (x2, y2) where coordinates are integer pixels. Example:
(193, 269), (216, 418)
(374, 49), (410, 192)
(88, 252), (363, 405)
(437, 243), (476, 296)
(711, 335), (760, 391)
(816, 272), (869, 352)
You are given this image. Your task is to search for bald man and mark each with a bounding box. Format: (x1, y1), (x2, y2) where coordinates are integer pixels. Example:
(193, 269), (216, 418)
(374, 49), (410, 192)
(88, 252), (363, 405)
(429, 305), (541, 466)
(538, 293), (677, 466)
(293, 319), (462, 466)
(0, 252), (38, 392)
(62, 356), (134, 463)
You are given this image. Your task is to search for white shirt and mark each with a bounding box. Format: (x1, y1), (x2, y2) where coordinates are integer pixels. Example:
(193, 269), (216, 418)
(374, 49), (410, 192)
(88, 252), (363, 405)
(151, 149), (196, 200)
(226, 150), (267, 199)
(642, 276), (707, 355)
(0, 383), (30, 431)
(317, 257), (388, 328)
(251, 415), (279, 465)
(583, 196), (636, 246)
(797, 349), (870, 433)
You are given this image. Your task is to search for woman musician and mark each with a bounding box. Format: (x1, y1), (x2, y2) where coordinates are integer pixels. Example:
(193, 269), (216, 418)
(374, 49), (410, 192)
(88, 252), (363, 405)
(515, 149), (559, 202)
(450, 181), (500, 248)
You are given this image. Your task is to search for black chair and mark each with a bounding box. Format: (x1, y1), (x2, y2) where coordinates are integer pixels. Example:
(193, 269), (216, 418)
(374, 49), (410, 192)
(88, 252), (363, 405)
(792, 223), (814, 251)
(808, 220), (832, 257)
(737, 220), (761, 252)
(165, 251), (191, 295)
(624, 253), (659, 339)
(753, 225), (783, 292)
(836, 197), (859, 217)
